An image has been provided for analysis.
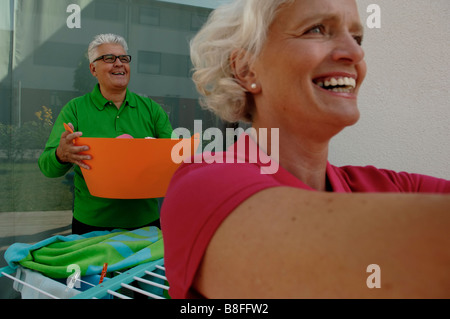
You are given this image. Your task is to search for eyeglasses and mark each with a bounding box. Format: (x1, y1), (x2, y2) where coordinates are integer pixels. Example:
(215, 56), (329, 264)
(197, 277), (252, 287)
(93, 54), (132, 64)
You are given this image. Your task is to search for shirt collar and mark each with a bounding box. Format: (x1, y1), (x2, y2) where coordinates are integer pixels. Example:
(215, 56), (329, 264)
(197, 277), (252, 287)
(90, 84), (136, 110)
(230, 133), (352, 192)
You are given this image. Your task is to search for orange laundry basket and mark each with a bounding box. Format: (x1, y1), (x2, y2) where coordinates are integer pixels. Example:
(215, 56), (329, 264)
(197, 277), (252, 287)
(74, 134), (200, 199)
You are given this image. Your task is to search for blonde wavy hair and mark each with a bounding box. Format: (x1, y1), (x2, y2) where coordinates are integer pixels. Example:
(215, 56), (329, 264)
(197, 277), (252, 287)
(190, 0), (295, 123)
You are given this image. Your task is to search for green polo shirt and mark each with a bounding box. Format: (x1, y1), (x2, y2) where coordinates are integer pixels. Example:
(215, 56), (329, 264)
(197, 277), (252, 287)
(38, 84), (173, 228)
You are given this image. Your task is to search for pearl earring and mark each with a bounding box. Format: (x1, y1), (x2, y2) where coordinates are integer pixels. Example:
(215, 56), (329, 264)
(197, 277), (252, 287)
(251, 83), (257, 89)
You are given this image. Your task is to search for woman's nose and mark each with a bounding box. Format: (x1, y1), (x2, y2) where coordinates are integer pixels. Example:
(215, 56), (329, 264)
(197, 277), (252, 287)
(331, 32), (365, 65)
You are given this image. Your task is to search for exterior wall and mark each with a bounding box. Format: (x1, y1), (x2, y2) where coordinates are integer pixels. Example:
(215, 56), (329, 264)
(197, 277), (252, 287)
(329, 0), (450, 179)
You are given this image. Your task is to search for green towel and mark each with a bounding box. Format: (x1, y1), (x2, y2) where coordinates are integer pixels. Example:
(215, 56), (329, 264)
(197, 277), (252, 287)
(5, 227), (163, 279)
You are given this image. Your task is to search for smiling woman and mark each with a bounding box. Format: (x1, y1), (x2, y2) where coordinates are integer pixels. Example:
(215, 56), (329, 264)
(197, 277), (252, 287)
(249, 0), (367, 149)
(160, 0), (450, 299)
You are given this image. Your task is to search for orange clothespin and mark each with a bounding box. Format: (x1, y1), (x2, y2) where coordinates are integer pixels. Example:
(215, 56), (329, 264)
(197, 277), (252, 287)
(99, 263), (108, 284)
(63, 123), (76, 144)
(63, 123), (74, 134)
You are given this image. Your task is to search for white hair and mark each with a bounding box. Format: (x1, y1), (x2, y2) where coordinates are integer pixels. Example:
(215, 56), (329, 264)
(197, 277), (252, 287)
(87, 33), (129, 63)
(190, 0), (295, 123)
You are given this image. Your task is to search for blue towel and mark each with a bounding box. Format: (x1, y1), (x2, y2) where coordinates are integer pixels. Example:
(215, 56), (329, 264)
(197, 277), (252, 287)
(4, 226), (163, 279)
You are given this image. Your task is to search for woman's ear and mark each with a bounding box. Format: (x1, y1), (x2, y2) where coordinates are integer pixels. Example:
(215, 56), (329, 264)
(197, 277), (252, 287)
(230, 49), (260, 93)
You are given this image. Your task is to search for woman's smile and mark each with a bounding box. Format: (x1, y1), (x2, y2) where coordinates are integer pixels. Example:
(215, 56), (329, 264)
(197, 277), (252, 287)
(252, 0), (366, 132)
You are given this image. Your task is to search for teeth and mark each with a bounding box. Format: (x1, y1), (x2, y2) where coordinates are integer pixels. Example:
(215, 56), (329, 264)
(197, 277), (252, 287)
(345, 77), (356, 87)
(330, 87), (352, 93)
(317, 76), (356, 90)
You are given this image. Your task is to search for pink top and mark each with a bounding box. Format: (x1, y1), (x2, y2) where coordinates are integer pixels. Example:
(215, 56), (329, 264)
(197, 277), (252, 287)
(160, 134), (450, 298)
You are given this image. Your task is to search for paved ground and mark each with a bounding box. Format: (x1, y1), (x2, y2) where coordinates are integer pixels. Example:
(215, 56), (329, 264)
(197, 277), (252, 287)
(0, 210), (72, 299)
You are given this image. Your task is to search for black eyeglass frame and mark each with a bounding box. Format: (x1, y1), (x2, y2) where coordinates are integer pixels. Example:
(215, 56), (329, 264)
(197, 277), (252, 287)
(93, 54), (132, 64)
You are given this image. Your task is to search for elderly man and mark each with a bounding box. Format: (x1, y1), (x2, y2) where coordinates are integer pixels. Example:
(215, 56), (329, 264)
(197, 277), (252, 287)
(39, 34), (173, 234)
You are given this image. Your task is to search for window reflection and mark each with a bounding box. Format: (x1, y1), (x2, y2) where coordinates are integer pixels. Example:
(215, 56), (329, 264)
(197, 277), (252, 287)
(0, 0), (224, 213)
(139, 7), (161, 26)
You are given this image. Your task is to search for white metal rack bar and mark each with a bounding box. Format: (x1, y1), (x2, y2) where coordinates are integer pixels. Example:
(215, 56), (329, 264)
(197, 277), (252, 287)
(0, 258), (167, 300)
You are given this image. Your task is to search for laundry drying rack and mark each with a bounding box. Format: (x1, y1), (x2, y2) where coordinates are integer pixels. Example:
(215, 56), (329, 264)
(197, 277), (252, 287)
(0, 258), (168, 299)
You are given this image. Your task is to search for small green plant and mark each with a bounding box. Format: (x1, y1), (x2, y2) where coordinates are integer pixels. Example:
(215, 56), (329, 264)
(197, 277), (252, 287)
(0, 106), (54, 162)
(35, 105), (54, 127)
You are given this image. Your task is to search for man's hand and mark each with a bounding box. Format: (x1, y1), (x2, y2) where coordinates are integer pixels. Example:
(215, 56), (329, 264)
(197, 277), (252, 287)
(56, 123), (91, 170)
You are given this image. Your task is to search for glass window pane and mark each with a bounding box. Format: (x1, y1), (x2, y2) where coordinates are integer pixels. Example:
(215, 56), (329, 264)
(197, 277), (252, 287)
(139, 7), (160, 26)
(0, 0), (227, 299)
(34, 42), (86, 68)
(94, 1), (125, 21)
(138, 51), (161, 75)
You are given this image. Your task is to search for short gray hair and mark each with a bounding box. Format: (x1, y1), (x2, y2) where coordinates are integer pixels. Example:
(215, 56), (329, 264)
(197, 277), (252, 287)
(88, 33), (129, 63)
(190, 0), (295, 123)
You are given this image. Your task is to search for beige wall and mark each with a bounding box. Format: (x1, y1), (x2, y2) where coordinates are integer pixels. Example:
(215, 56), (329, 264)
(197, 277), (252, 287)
(329, 0), (450, 179)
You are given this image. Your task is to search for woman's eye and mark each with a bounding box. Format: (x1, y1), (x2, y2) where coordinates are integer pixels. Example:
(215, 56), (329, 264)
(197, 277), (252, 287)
(307, 25), (325, 35)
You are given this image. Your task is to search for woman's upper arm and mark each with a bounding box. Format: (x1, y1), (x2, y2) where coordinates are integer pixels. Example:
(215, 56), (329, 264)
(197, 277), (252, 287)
(193, 187), (450, 298)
